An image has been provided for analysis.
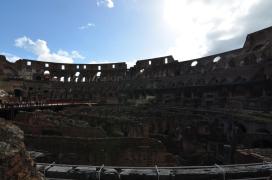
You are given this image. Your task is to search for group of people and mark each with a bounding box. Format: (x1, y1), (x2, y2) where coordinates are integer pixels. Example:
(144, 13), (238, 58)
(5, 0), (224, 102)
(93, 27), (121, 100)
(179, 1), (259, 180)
(0, 101), (46, 109)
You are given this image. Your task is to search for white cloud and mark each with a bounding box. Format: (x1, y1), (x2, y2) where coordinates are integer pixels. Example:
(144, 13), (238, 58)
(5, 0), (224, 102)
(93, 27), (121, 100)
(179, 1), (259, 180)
(78, 23), (95, 30)
(0, 52), (21, 62)
(14, 36), (85, 63)
(89, 60), (111, 65)
(97, 0), (114, 8)
(89, 59), (136, 68)
(163, 0), (272, 61)
(71, 50), (85, 59)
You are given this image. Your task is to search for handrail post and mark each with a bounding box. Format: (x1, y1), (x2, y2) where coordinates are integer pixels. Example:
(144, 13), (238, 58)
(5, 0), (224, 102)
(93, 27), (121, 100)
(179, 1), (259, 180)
(97, 164), (104, 180)
(155, 165), (160, 180)
(215, 164), (225, 180)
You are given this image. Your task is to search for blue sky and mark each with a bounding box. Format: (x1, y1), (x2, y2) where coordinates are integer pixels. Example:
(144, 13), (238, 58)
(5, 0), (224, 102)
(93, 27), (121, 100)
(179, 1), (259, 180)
(1, 0), (272, 66)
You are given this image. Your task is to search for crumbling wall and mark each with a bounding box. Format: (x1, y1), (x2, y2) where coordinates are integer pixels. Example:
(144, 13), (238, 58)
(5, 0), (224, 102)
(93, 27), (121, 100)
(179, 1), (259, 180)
(0, 119), (43, 180)
(13, 110), (106, 137)
(25, 135), (177, 166)
(0, 27), (271, 111)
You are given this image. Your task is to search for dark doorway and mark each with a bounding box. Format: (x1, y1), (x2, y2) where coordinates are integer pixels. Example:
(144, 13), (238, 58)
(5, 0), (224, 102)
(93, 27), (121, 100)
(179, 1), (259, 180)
(14, 89), (23, 98)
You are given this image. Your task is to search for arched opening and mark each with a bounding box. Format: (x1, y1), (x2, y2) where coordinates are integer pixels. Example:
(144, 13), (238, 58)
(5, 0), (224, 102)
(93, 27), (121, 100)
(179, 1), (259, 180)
(213, 56), (221, 63)
(14, 89), (23, 98)
(165, 58), (168, 64)
(36, 76), (42, 81)
(96, 72), (101, 77)
(44, 70), (50, 75)
(60, 77), (65, 82)
(53, 76), (58, 81)
(191, 61), (198, 67)
(75, 72), (80, 77)
(44, 71), (50, 80)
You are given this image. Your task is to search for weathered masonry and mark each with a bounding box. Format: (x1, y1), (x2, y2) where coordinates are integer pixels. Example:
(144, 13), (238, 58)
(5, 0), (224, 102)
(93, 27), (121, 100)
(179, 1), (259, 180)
(0, 27), (271, 110)
(0, 26), (272, 180)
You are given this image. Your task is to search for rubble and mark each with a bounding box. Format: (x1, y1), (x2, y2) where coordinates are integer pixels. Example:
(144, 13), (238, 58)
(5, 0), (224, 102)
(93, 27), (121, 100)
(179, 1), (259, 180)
(0, 119), (43, 180)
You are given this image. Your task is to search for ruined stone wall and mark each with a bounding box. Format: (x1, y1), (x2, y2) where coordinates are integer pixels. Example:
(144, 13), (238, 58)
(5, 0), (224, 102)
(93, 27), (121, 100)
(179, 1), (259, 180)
(13, 105), (272, 165)
(14, 58), (127, 82)
(25, 135), (177, 166)
(0, 27), (272, 111)
(0, 28), (272, 111)
(0, 119), (43, 180)
(13, 110), (106, 137)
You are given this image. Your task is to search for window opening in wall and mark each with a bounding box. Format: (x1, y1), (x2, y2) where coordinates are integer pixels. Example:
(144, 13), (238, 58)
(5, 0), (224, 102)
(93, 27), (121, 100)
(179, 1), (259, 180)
(68, 77), (71, 82)
(45, 63), (49, 68)
(83, 65), (86, 69)
(82, 77), (86, 82)
(44, 70), (50, 75)
(97, 72), (101, 77)
(165, 58), (168, 64)
(149, 61), (152, 65)
(27, 61), (31, 66)
(77, 65), (80, 69)
(98, 66), (101, 70)
(191, 61), (198, 67)
(60, 77), (65, 82)
(112, 64), (115, 69)
(61, 65), (65, 70)
(75, 72), (80, 77)
(140, 69), (145, 73)
(53, 76), (58, 80)
(213, 56), (221, 63)
(75, 78), (78, 82)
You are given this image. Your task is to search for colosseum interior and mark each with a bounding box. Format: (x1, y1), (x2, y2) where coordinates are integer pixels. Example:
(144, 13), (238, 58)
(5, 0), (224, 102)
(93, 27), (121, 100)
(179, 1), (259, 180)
(0, 26), (272, 179)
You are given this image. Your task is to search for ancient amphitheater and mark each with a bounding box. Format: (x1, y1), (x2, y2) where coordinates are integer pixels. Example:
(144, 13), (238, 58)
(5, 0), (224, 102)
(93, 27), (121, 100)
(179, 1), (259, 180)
(0, 26), (272, 180)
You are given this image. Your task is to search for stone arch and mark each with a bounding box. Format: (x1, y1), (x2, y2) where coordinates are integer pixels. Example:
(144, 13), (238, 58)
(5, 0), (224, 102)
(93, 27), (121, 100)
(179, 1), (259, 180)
(44, 70), (50, 75)
(14, 89), (24, 98)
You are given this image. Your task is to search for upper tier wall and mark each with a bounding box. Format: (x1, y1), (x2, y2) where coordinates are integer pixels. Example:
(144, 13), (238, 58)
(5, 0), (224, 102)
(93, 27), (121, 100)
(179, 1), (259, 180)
(15, 59), (127, 71)
(1, 26), (272, 82)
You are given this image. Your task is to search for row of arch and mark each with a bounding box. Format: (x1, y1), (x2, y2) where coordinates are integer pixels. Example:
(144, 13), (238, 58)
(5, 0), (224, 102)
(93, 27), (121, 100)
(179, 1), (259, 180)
(44, 70), (102, 83)
(133, 43), (271, 80)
